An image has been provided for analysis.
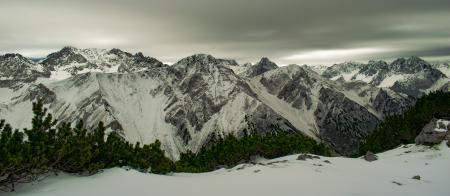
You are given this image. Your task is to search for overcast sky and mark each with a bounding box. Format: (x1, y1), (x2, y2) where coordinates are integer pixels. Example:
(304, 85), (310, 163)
(1, 0), (450, 65)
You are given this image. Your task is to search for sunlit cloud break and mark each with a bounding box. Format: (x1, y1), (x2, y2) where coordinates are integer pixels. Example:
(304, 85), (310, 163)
(283, 48), (391, 63)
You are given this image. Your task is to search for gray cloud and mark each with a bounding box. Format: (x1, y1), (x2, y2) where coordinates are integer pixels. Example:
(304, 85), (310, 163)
(1, 0), (450, 65)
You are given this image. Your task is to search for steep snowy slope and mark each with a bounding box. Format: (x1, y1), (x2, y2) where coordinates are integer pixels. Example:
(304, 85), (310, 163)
(0, 54), (300, 159)
(8, 142), (450, 196)
(246, 64), (412, 154)
(433, 63), (450, 77)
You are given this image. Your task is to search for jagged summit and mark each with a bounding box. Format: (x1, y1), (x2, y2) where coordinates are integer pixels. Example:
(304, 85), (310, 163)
(390, 56), (433, 73)
(0, 53), (49, 86)
(175, 54), (216, 65)
(319, 56), (448, 97)
(41, 47), (88, 70)
(358, 60), (389, 76)
(174, 53), (239, 67)
(40, 47), (165, 77)
(257, 57), (278, 67)
(244, 57), (278, 77)
(322, 62), (363, 79)
(1, 53), (29, 59)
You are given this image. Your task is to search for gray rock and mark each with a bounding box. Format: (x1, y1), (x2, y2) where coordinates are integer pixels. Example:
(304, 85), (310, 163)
(215, 165), (228, 170)
(244, 57), (278, 77)
(297, 154), (315, 161)
(322, 62), (363, 79)
(412, 175), (421, 180)
(364, 151), (378, 162)
(415, 119), (447, 146)
(446, 132), (450, 147)
(315, 88), (381, 156)
(0, 53), (50, 88)
(372, 89), (414, 117)
(437, 121), (447, 130)
(390, 69), (446, 98)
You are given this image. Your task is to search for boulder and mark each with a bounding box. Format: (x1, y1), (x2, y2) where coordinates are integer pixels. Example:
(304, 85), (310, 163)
(364, 151), (378, 162)
(415, 119), (448, 146)
(297, 154), (318, 161)
(437, 121), (447, 130)
(412, 175), (421, 180)
(446, 133), (450, 147)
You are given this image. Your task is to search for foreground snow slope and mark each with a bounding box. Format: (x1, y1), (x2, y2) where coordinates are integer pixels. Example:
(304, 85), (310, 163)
(8, 142), (450, 196)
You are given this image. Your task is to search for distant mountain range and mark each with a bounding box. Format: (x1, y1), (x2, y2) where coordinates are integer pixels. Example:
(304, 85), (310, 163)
(1, 47), (449, 159)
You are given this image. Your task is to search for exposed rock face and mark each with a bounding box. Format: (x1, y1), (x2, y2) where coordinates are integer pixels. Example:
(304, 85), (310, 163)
(390, 56), (433, 73)
(174, 54), (238, 68)
(116, 52), (164, 73)
(247, 64), (410, 156)
(358, 60), (389, 78)
(19, 84), (57, 104)
(390, 69), (447, 97)
(322, 62), (362, 79)
(372, 89), (414, 117)
(166, 54), (251, 134)
(0, 53), (50, 88)
(259, 65), (316, 110)
(244, 57), (278, 77)
(415, 119), (448, 146)
(41, 46), (89, 71)
(315, 88), (380, 155)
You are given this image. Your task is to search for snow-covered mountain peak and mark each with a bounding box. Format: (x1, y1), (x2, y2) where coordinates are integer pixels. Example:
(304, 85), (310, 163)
(320, 57), (448, 97)
(39, 47), (165, 80)
(305, 64), (329, 74)
(322, 61), (363, 79)
(1, 53), (34, 63)
(276, 64), (319, 78)
(367, 60), (388, 67)
(174, 54), (239, 67)
(41, 47), (89, 70)
(390, 56), (433, 73)
(358, 60), (389, 76)
(256, 57), (278, 68)
(0, 53), (49, 87)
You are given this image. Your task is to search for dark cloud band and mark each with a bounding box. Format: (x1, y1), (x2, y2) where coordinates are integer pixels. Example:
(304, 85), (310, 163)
(1, 0), (449, 65)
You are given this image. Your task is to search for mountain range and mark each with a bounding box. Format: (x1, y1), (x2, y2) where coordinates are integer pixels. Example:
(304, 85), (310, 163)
(0, 47), (449, 159)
